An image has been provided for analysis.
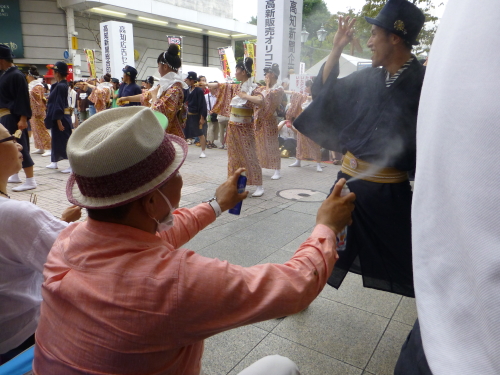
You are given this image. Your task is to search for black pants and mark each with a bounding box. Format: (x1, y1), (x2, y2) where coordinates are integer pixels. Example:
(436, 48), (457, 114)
(0, 114), (34, 169)
(394, 319), (433, 375)
(0, 334), (35, 365)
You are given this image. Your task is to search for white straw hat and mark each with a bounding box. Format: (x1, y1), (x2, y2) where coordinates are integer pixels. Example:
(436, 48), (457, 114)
(66, 107), (187, 209)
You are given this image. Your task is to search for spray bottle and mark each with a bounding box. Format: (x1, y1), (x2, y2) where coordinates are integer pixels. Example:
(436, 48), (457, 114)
(228, 171), (247, 215)
(336, 183), (350, 252)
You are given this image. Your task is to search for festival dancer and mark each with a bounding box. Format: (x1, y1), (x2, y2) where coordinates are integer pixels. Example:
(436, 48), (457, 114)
(117, 66), (142, 107)
(184, 72), (208, 157)
(294, 0), (426, 297)
(254, 63), (284, 180)
(140, 76), (155, 108)
(0, 44), (37, 192)
(118, 44), (188, 139)
(45, 62), (73, 174)
(287, 81), (323, 172)
(26, 65), (51, 157)
(209, 58), (265, 197)
(85, 74), (113, 113)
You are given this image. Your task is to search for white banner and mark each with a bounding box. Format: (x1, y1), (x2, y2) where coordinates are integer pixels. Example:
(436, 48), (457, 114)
(289, 74), (315, 94)
(100, 21), (135, 79)
(257, 0), (303, 81)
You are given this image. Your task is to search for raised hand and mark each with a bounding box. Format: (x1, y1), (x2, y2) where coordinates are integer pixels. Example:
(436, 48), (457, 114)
(332, 16), (357, 52)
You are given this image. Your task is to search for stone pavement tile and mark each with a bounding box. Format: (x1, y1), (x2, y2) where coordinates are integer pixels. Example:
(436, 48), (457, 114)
(197, 236), (279, 267)
(272, 297), (389, 369)
(228, 333), (362, 375)
(202, 325), (268, 375)
(286, 201), (324, 216)
(281, 231), (315, 253)
(392, 297), (417, 326)
(320, 273), (402, 319)
(233, 209), (316, 249)
(365, 320), (412, 375)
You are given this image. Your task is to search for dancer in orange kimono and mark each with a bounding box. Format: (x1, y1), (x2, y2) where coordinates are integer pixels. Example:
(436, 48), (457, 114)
(86, 74), (113, 113)
(26, 66), (51, 157)
(254, 63), (284, 180)
(118, 44), (187, 139)
(208, 58), (265, 197)
(288, 81), (323, 172)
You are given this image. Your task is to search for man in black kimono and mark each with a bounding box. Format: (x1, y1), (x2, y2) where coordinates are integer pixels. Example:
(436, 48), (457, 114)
(294, 0), (425, 297)
(184, 71), (207, 158)
(45, 62), (73, 174)
(0, 44), (37, 191)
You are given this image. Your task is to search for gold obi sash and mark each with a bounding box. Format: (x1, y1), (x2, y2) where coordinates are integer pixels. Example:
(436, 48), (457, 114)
(230, 107), (253, 124)
(341, 151), (408, 183)
(64, 108), (73, 115)
(0, 108), (11, 117)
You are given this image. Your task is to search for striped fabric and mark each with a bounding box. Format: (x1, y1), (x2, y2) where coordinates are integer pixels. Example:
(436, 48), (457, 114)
(385, 56), (415, 87)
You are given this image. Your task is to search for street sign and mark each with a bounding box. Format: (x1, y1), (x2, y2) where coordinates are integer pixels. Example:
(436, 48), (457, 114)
(63, 50), (69, 59)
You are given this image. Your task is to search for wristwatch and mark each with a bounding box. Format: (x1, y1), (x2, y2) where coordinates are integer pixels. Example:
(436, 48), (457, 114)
(203, 196), (222, 218)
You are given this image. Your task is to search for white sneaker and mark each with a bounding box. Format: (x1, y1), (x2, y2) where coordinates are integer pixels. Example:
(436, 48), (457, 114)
(46, 162), (58, 169)
(199, 151), (206, 158)
(8, 174), (22, 183)
(289, 159), (301, 167)
(32, 149), (44, 154)
(12, 178), (37, 192)
(252, 186), (264, 197)
(42, 151), (52, 157)
(316, 164), (323, 172)
(61, 167), (72, 174)
(271, 170), (281, 180)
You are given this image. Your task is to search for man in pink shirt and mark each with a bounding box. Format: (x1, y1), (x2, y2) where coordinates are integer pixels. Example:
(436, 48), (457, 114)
(33, 107), (355, 375)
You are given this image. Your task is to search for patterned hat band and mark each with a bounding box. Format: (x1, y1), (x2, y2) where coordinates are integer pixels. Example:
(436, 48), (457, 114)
(73, 135), (176, 199)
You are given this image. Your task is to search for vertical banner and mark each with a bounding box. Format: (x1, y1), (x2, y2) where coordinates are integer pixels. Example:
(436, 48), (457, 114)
(243, 42), (256, 78)
(218, 48), (230, 79)
(99, 21), (135, 79)
(84, 49), (97, 79)
(0, 0), (24, 58)
(289, 74), (314, 94)
(218, 46), (237, 80)
(257, 0), (303, 81)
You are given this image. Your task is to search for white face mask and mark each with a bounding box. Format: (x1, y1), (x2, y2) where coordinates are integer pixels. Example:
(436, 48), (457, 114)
(151, 189), (176, 233)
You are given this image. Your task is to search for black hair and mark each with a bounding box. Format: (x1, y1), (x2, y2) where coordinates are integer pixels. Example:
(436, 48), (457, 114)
(143, 76), (154, 85)
(199, 75), (206, 81)
(87, 202), (133, 222)
(103, 73), (111, 82)
(28, 65), (40, 78)
(157, 44), (182, 71)
(235, 57), (253, 78)
(3, 58), (13, 63)
(382, 28), (413, 50)
(305, 80), (313, 88)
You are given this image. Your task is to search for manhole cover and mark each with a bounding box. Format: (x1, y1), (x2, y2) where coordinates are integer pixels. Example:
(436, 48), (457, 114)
(277, 189), (328, 202)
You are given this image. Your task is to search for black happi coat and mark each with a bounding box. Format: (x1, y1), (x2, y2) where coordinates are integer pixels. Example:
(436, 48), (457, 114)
(0, 66), (34, 168)
(183, 86), (208, 139)
(294, 59), (425, 297)
(45, 80), (72, 163)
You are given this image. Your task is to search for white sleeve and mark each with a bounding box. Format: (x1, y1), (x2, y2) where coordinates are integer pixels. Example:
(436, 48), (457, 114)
(0, 201), (68, 273)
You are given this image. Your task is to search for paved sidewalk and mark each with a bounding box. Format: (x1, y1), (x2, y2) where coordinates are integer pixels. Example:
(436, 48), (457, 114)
(9, 140), (417, 375)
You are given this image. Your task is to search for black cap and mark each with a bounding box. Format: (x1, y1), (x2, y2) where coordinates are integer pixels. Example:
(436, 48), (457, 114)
(111, 78), (119, 84)
(122, 65), (138, 79)
(264, 63), (280, 78)
(186, 71), (198, 81)
(53, 61), (68, 75)
(365, 0), (425, 45)
(0, 44), (15, 60)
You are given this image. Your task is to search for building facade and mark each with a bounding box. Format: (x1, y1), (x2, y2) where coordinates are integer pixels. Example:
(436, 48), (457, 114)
(10, 0), (256, 79)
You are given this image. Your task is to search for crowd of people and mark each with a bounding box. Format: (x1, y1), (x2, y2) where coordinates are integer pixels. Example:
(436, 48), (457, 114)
(2, 0), (496, 373)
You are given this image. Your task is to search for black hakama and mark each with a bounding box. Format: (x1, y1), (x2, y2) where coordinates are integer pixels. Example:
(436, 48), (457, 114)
(45, 80), (72, 163)
(0, 66), (34, 168)
(183, 87), (207, 139)
(294, 58), (425, 297)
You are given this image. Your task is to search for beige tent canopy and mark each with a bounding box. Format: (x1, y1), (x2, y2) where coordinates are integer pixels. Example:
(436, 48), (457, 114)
(306, 53), (372, 78)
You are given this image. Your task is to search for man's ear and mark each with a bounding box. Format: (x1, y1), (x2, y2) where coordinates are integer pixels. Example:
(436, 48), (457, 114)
(141, 191), (157, 218)
(391, 33), (405, 47)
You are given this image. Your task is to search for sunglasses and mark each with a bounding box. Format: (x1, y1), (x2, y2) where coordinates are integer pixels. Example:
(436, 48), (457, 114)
(0, 135), (16, 144)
